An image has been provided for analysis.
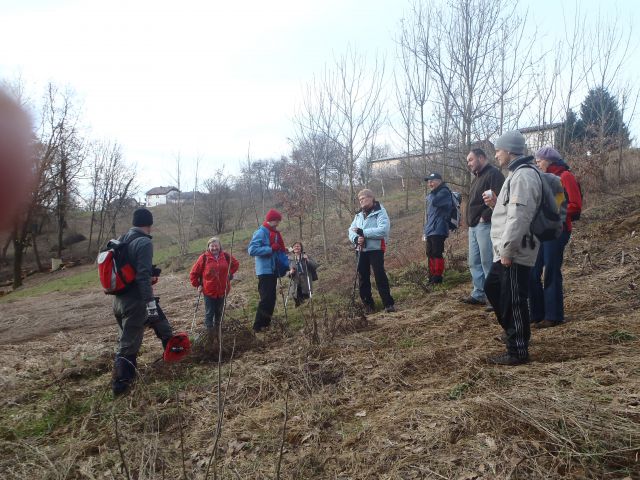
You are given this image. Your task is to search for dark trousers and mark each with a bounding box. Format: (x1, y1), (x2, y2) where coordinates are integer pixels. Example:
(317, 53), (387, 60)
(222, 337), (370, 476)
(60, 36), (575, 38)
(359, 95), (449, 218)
(484, 261), (531, 359)
(113, 294), (172, 357)
(254, 274), (277, 330)
(426, 235), (445, 259)
(358, 250), (394, 308)
(204, 295), (225, 329)
(529, 230), (570, 323)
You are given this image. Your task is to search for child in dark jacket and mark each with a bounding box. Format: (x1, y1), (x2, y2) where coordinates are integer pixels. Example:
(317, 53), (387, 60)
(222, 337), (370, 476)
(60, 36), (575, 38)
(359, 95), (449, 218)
(287, 242), (318, 306)
(190, 237), (239, 329)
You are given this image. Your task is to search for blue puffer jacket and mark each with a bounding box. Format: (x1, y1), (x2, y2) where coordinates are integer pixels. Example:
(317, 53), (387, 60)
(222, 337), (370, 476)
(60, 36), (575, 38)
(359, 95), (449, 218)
(425, 183), (453, 237)
(248, 226), (290, 276)
(347, 201), (390, 252)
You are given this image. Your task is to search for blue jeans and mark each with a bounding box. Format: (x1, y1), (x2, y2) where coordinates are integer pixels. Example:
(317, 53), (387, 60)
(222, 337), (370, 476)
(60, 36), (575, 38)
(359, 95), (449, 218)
(529, 230), (571, 323)
(468, 222), (493, 301)
(204, 295), (225, 329)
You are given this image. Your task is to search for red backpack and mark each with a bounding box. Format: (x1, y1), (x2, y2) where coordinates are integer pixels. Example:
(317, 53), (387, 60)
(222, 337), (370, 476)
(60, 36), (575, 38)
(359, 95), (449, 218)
(97, 239), (136, 294)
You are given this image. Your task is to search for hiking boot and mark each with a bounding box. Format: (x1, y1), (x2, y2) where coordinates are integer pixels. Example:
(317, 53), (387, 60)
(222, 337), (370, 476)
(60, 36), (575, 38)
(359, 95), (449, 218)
(384, 305), (396, 313)
(485, 305), (494, 313)
(459, 296), (486, 306)
(428, 275), (443, 285)
(487, 353), (529, 366)
(533, 320), (560, 329)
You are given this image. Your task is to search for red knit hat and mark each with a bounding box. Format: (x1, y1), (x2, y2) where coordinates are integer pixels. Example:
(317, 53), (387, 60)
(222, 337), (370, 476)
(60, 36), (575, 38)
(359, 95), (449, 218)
(265, 209), (282, 222)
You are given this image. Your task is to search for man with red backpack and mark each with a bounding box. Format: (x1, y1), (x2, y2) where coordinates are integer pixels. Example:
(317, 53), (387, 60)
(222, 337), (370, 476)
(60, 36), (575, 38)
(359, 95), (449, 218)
(189, 237), (239, 330)
(111, 208), (174, 395)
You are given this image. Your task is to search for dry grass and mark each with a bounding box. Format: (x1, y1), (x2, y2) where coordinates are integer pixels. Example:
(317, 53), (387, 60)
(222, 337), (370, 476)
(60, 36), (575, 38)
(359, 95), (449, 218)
(1, 186), (640, 479)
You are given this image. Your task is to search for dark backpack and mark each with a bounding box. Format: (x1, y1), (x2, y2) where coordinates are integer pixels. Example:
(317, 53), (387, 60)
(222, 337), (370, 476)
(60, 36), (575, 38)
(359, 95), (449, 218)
(443, 187), (462, 231)
(97, 239), (136, 294)
(506, 164), (566, 242)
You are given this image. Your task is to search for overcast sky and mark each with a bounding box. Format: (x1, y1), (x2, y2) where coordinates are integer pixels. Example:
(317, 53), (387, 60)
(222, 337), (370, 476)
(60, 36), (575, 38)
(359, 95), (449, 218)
(1, 0), (638, 194)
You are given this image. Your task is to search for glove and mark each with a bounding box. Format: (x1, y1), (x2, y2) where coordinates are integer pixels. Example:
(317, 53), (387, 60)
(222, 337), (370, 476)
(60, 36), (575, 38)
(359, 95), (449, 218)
(146, 300), (159, 321)
(228, 274), (234, 281)
(355, 228), (364, 237)
(151, 265), (162, 277)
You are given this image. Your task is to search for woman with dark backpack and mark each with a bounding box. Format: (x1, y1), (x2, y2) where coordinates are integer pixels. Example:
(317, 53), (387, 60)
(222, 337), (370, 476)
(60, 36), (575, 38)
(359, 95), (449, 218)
(190, 237), (239, 330)
(529, 146), (582, 329)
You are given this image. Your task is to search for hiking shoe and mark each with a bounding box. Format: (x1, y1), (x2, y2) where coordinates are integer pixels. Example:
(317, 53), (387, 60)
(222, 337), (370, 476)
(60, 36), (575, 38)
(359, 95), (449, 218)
(460, 296), (486, 306)
(487, 353), (529, 366)
(533, 320), (560, 329)
(428, 275), (443, 285)
(384, 305), (396, 313)
(485, 305), (494, 313)
(362, 303), (375, 314)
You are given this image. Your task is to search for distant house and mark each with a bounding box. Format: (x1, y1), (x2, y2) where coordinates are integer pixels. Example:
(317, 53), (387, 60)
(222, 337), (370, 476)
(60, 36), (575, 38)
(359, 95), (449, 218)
(370, 140), (494, 177)
(520, 122), (564, 152)
(145, 186), (179, 207)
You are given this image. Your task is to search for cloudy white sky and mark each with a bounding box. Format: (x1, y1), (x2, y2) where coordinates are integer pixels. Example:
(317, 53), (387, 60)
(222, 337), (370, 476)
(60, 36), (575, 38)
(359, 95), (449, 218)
(0, 0), (638, 193)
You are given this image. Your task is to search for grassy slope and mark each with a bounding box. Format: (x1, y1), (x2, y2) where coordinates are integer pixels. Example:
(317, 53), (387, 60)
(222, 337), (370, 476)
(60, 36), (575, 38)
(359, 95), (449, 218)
(1, 186), (639, 479)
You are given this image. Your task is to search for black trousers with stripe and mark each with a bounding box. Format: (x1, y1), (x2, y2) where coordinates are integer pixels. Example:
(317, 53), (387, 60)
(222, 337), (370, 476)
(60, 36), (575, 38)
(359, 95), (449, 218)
(484, 261), (531, 358)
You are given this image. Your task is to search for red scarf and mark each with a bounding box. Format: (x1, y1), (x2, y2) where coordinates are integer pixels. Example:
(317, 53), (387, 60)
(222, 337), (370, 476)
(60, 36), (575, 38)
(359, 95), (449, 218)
(263, 222), (286, 252)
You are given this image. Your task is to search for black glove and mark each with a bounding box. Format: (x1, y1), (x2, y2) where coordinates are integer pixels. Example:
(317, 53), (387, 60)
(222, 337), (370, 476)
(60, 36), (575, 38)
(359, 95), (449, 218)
(152, 265), (162, 277)
(355, 228), (364, 237)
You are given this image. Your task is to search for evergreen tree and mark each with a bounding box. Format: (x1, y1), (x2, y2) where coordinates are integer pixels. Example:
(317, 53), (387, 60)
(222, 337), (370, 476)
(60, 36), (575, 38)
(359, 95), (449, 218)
(579, 86), (630, 149)
(555, 109), (585, 154)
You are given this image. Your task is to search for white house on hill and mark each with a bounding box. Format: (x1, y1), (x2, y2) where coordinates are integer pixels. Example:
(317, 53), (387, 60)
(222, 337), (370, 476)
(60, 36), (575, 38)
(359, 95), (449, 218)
(145, 186), (179, 207)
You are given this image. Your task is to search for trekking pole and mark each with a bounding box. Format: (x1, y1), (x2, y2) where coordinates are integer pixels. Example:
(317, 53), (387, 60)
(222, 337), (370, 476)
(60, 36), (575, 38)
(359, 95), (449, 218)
(350, 245), (362, 309)
(304, 257), (313, 300)
(189, 291), (202, 334)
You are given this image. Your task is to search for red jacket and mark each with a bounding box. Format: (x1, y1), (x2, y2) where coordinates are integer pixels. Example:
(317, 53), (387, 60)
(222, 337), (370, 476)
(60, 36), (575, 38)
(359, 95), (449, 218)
(548, 163), (582, 232)
(190, 250), (239, 298)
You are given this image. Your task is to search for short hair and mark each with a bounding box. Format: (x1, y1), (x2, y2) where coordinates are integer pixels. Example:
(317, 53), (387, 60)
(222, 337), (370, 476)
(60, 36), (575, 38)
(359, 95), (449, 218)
(357, 189), (375, 199)
(470, 148), (486, 159)
(207, 237), (222, 249)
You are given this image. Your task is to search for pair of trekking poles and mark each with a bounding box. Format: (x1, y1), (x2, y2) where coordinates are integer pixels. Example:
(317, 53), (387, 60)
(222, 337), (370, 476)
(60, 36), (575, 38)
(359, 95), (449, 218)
(283, 255), (313, 309)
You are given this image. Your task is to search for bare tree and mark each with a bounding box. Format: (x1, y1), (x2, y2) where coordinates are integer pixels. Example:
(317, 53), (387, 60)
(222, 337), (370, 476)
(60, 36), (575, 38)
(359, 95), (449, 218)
(331, 47), (386, 210)
(200, 168), (232, 234)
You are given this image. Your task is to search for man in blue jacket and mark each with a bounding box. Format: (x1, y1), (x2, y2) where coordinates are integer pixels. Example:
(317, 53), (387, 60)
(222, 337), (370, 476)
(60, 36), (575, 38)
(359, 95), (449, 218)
(348, 189), (395, 313)
(424, 173), (453, 284)
(248, 209), (290, 332)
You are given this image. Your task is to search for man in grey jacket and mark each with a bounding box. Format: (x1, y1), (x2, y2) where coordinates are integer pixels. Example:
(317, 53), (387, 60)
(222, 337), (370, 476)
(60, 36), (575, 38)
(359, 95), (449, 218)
(483, 131), (541, 365)
(112, 208), (173, 395)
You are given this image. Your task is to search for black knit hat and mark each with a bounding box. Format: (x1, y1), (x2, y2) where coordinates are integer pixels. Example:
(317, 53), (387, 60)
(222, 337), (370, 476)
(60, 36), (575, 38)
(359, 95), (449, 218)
(132, 208), (154, 227)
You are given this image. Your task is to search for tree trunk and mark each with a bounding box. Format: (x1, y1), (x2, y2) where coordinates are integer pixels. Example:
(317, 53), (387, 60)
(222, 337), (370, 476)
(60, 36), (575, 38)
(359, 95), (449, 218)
(32, 233), (43, 272)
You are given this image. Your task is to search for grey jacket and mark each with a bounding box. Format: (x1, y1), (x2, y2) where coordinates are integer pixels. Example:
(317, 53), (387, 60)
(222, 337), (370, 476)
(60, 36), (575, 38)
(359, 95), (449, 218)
(118, 227), (154, 302)
(490, 156), (542, 267)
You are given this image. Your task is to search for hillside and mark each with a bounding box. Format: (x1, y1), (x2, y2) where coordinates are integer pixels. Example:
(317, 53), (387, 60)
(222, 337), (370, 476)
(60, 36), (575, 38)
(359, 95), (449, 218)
(0, 185), (639, 479)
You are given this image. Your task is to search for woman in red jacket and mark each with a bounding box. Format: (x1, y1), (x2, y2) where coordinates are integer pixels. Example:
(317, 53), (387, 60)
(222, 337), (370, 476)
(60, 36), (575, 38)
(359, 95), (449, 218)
(190, 237), (239, 330)
(529, 146), (583, 329)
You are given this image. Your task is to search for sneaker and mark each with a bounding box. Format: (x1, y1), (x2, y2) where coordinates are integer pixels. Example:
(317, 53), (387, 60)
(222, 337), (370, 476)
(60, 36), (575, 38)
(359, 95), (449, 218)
(384, 305), (396, 313)
(533, 320), (560, 329)
(459, 296), (486, 306)
(487, 353), (529, 366)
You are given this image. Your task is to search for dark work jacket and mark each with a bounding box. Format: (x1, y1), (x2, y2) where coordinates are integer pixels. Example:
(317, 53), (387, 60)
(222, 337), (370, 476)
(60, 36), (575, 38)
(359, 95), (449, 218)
(466, 163), (505, 227)
(117, 227), (154, 302)
(425, 183), (453, 237)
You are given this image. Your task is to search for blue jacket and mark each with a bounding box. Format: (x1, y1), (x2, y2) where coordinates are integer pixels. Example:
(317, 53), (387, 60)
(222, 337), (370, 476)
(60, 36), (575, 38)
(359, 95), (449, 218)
(425, 183), (453, 237)
(248, 225), (290, 276)
(348, 201), (390, 252)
